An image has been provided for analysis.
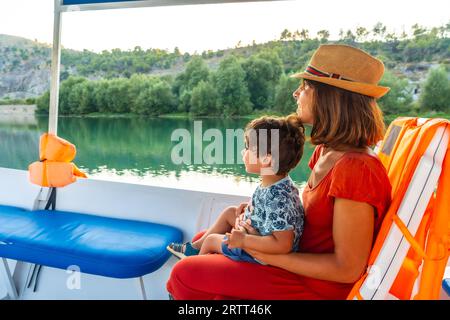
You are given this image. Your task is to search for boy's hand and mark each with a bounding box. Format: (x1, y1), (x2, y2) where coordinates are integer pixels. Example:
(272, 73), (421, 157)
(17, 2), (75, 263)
(225, 229), (247, 249)
(234, 213), (246, 230)
(235, 202), (249, 217)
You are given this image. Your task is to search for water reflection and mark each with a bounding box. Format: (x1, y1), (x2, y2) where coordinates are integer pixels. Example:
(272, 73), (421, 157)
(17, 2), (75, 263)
(0, 115), (314, 193)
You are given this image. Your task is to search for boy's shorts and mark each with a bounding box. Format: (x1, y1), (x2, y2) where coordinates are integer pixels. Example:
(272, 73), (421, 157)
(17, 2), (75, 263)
(221, 235), (264, 264)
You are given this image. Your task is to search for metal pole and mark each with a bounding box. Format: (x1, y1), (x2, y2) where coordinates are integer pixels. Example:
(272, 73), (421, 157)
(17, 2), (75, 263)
(48, 0), (63, 135)
(137, 277), (148, 300)
(0, 258), (18, 300)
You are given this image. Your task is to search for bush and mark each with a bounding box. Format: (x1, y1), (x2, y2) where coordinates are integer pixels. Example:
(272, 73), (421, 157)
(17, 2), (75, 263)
(273, 74), (300, 114)
(378, 70), (413, 115)
(419, 66), (450, 112)
(190, 81), (219, 116)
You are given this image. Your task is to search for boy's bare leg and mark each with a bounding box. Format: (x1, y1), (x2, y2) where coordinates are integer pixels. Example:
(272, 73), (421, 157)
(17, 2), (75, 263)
(199, 234), (225, 255)
(192, 206), (237, 250)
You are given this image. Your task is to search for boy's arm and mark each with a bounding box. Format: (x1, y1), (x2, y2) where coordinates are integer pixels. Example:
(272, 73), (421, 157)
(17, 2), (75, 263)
(225, 229), (294, 254)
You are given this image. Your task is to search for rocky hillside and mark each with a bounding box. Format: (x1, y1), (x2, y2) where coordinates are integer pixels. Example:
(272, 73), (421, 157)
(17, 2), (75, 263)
(0, 35), (52, 99)
(1, 32), (448, 101)
(0, 34), (208, 100)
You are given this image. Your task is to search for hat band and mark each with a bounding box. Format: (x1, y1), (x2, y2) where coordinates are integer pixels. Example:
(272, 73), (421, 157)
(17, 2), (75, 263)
(305, 65), (353, 82)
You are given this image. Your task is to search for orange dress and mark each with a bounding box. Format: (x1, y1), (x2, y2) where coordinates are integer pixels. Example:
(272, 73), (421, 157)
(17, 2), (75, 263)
(166, 145), (392, 300)
(298, 145), (392, 298)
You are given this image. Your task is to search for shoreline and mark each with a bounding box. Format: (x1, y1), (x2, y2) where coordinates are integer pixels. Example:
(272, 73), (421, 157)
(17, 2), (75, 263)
(2, 104), (449, 122)
(0, 104), (36, 116)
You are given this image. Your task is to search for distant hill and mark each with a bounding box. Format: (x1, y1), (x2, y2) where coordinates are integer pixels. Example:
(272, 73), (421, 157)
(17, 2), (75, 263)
(0, 34), (240, 100)
(1, 28), (449, 100)
(0, 35), (52, 99)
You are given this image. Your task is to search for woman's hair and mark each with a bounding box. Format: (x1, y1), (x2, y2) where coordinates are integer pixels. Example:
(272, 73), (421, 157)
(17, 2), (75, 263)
(245, 114), (305, 175)
(303, 79), (385, 150)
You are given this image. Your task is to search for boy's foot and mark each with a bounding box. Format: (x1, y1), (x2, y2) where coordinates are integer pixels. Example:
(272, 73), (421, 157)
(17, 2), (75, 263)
(167, 242), (200, 260)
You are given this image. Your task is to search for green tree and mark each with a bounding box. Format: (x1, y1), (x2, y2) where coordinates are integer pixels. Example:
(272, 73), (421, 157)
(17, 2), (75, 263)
(190, 81), (219, 116)
(280, 29), (292, 41)
(299, 29), (310, 41)
(134, 78), (175, 115)
(173, 56), (210, 112)
(105, 78), (131, 113)
(378, 70), (413, 115)
(93, 80), (110, 113)
(412, 23), (427, 38)
(317, 30), (330, 43)
(77, 81), (97, 114)
(356, 27), (369, 42)
(68, 82), (85, 114)
(214, 56), (253, 116)
(178, 90), (192, 113)
(340, 30), (356, 45)
(185, 57), (210, 89)
(174, 56), (209, 92)
(273, 74), (300, 114)
(372, 22), (387, 41)
(242, 51), (283, 109)
(58, 76), (88, 115)
(419, 66), (450, 112)
(128, 74), (154, 110)
(36, 91), (50, 114)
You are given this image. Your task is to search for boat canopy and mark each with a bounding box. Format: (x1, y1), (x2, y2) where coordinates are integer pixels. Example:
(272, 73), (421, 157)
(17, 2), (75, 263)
(48, 0), (284, 134)
(59, 0), (278, 12)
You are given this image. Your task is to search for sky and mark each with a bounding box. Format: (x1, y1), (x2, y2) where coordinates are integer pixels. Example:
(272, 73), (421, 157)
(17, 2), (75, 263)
(0, 0), (449, 53)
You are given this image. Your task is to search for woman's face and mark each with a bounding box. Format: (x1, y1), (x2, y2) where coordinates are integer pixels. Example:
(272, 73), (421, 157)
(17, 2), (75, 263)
(293, 82), (314, 125)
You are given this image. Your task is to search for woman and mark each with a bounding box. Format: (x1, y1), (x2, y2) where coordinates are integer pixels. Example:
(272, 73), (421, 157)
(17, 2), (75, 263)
(166, 44), (392, 300)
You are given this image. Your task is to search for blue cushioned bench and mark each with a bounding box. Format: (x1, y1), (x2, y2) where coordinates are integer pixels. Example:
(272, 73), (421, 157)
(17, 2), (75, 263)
(443, 279), (450, 297)
(0, 205), (182, 280)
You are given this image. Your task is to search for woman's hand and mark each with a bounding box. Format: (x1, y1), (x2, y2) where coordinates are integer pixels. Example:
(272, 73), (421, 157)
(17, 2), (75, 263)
(224, 229), (247, 249)
(238, 218), (260, 236)
(244, 248), (273, 265)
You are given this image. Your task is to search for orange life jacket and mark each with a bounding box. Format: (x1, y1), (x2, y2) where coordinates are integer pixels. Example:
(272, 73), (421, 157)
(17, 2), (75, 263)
(29, 133), (87, 188)
(348, 117), (450, 300)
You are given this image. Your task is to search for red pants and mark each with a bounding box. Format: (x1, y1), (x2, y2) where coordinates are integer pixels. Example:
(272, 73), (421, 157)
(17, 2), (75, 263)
(166, 232), (351, 300)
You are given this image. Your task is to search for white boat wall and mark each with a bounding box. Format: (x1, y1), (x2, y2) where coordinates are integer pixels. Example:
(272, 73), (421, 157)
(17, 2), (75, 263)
(1, 167), (448, 300)
(0, 167), (250, 299)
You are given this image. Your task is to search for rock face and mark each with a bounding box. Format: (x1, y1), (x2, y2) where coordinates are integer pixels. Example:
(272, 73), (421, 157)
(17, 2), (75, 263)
(0, 67), (51, 99)
(0, 34), (205, 100)
(0, 35), (52, 99)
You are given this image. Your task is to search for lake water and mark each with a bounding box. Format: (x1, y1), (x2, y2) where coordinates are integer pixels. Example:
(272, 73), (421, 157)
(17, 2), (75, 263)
(0, 115), (315, 195)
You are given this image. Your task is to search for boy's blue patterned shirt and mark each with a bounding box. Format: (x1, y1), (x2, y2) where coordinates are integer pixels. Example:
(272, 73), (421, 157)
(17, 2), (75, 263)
(244, 176), (304, 251)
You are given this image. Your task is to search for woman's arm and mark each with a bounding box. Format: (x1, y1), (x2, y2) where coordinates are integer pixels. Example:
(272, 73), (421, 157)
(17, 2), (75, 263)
(244, 198), (375, 283)
(225, 229), (294, 254)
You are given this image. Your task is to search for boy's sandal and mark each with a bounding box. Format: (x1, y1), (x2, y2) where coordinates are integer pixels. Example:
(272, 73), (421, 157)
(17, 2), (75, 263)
(166, 242), (199, 260)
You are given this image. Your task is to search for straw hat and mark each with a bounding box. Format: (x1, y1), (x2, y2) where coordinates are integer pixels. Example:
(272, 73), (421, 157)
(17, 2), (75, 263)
(291, 44), (390, 99)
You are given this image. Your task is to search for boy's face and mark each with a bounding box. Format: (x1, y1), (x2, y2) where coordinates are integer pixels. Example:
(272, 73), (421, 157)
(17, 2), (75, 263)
(241, 135), (272, 175)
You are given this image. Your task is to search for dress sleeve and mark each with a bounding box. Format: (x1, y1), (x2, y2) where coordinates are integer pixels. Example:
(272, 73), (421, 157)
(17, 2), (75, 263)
(328, 156), (386, 216)
(308, 145), (323, 170)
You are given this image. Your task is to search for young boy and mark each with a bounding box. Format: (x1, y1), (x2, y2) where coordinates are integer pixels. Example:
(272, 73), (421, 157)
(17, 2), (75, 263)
(168, 114), (305, 264)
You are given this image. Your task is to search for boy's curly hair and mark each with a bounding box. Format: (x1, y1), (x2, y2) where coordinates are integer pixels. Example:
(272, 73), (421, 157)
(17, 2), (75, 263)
(245, 114), (305, 175)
